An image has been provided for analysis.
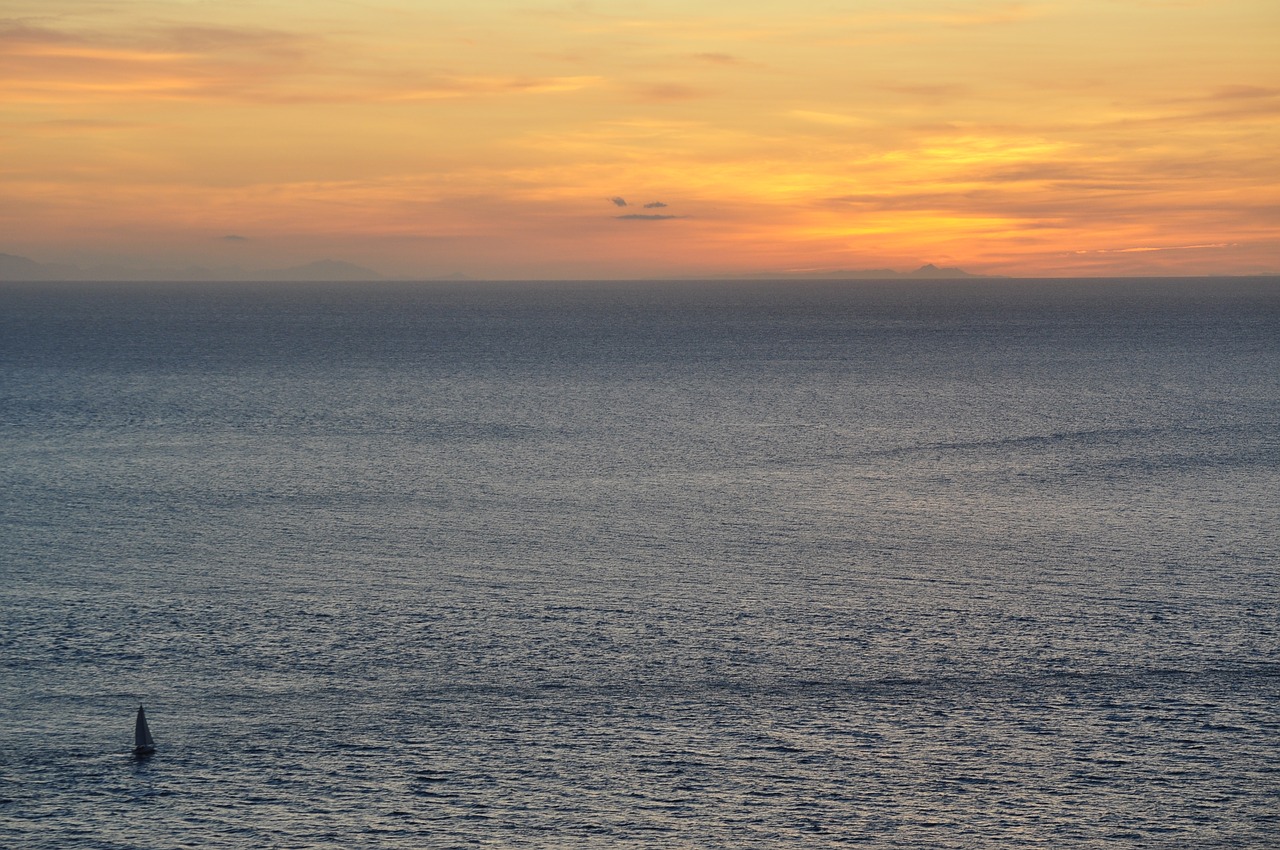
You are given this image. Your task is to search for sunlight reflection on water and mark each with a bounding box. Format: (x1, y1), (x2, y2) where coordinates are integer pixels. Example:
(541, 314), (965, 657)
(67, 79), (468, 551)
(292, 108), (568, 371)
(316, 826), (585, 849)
(1, 279), (1278, 847)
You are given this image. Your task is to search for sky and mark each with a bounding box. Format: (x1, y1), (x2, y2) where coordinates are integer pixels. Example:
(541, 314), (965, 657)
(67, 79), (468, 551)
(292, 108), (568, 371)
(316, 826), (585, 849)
(2, 0), (1278, 279)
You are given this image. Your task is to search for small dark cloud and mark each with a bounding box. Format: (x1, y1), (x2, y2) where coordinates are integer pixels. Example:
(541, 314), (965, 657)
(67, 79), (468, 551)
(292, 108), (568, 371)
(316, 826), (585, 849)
(635, 83), (705, 101)
(693, 52), (741, 65)
(609, 196), (628, 207)
(159, 25), (310, 56)
(882, 84), (967, 102)
(1203, 85), (1279, 101)
(35, 118), (139, 132)
(0, 23), (81, 45)
(617, 214), (682, 220)
(221, 234), (249, 241)
(643, 201), (668, 208)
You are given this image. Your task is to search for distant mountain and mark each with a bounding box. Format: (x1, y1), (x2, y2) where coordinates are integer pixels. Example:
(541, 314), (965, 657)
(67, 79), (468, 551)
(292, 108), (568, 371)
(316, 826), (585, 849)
(904, 263), (981, 278)
(0, 252), (77, 281)
(0, 253), (37, 279)
(0, 253), (386, 281)
(721, 263), (991, 280)
(258, 259), (384, 281)
(4, 252), (991, 282)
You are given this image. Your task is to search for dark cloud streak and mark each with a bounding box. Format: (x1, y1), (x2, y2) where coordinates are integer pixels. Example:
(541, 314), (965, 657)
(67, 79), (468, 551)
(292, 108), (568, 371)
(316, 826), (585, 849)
(634, 83), (705, 101)
(693, 52), (742, 65)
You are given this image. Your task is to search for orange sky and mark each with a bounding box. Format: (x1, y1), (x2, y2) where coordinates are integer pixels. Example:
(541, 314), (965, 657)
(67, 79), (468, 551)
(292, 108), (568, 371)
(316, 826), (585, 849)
(2, 0), (1278, 278)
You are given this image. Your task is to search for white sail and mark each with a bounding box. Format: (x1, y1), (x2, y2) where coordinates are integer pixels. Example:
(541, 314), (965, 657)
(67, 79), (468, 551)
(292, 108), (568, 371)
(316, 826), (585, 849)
(134, 706), (155, 753)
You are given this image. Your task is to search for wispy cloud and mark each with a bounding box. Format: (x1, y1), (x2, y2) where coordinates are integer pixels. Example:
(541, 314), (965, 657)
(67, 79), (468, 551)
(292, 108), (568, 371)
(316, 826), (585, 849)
(692, 52), (744, 65)
(382, 75), (601, 102)
(0, 21), (317, 102)
(1201, 85), (1280, 101)
(881, 84), (968, 103)
(0, 21), (601, 105)
(840, 4), (1039, 30)
(30, 118), (143, 132)
(790, 110), (874, 127)
(633, 83), (706, 101)
(1073, 243), (1238, 254)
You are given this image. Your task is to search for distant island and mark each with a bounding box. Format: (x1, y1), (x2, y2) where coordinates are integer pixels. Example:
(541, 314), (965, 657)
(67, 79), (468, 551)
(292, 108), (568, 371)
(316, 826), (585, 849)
(0, 252), (75, 281)
(3, 253), (992, 282)
(258, 260), (384, 281)
(714, 264), (994, 280)
(0, 253), (385, 282)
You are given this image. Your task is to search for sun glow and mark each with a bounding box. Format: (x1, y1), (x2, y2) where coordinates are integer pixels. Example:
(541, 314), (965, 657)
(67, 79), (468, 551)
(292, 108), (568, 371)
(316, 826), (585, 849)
(1, 0), (1277, 278)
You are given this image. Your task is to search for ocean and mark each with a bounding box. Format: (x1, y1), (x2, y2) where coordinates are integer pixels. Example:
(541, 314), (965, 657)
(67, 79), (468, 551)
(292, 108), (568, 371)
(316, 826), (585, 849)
(1, 278), (1277, 848)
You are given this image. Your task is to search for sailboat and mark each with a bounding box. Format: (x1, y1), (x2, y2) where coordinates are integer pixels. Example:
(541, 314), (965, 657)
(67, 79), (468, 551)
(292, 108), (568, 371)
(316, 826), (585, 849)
(133, 705), (156, 755)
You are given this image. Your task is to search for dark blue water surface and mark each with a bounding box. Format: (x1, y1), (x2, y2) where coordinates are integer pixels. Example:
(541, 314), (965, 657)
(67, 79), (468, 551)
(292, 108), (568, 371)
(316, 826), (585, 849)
(2, 278), (1278, 848)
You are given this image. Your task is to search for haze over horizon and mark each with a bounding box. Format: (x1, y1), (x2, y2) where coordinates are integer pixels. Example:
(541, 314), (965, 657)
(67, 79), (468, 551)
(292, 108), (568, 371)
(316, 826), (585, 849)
(2, 1), (1277, 280)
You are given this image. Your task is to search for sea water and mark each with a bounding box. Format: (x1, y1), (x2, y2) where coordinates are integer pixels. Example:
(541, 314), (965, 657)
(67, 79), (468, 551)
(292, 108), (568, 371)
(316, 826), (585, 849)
(1, 278), (1277, 848)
